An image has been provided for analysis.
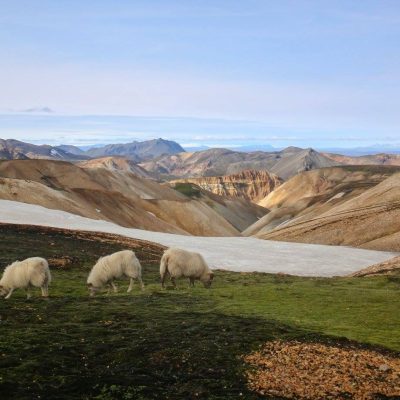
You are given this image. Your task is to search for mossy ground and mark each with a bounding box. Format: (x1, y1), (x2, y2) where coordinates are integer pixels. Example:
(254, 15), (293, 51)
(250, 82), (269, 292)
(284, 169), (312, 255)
(0, 224), (399, 399)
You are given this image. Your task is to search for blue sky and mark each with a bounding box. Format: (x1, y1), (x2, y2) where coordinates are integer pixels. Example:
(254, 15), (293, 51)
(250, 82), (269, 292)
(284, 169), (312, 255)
(0, 1), (399, 148)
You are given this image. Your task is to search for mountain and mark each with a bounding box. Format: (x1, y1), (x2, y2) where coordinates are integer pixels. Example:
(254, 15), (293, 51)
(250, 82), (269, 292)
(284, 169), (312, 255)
(319, 145), (400, 156)
(78, 156), (155, 179)
(55, 144), (87, 156)
(0, 139), (89, 161)
(171, 170), (283, 203)
(244, 165), (400, 251)
(86, 138), (184, 161)
(140, 147), (340, 180)
(0, 159), (263, 236)
(323, 152), (400, 166)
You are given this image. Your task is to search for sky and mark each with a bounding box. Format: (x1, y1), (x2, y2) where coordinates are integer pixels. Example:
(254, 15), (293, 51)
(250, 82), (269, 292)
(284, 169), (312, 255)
(0, 0), (399, 149)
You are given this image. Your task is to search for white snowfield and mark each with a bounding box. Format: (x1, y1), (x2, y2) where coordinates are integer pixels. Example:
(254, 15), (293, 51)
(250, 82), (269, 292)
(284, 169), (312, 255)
(0, 200), (396, 277)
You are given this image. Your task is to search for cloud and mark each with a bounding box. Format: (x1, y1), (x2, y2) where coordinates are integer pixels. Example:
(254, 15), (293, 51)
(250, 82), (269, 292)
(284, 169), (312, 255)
(21, 106), (54, 114)
(1, 62), (399, 135)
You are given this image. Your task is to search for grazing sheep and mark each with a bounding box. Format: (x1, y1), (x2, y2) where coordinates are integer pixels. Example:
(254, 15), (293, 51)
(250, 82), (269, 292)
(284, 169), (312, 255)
(0, 257), (51, 299)
(160, 248), (214, 289)
(87, 250), (144, 296)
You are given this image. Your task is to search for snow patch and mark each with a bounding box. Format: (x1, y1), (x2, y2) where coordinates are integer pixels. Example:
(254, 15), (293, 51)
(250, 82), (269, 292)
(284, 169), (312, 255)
(0, 200), (396, 277)
(50, 149), (63, 158)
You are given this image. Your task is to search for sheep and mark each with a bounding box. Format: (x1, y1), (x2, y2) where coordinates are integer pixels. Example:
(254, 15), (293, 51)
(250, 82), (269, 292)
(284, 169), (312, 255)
(160, 247), (214, 289)
(0, 257), (51, 299)
(87, 250), (144, 296)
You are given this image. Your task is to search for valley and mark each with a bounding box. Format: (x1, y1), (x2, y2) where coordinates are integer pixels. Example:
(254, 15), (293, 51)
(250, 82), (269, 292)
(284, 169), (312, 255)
(1, 138), (400, 256)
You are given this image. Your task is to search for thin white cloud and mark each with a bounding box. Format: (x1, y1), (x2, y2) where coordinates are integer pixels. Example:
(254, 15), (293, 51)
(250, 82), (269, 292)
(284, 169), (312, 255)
(1, 62), (399, 136)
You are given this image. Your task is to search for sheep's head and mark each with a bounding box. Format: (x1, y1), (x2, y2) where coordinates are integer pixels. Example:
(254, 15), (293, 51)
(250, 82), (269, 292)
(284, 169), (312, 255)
(87, 283), (97, 297)
(0, 285), (8, 297)
(202, 272), (214, 288)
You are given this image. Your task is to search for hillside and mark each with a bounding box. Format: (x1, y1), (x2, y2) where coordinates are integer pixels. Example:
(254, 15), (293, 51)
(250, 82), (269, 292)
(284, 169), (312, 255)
(246, 166), (400, 251)
(140, 147), (339, 180)
(170, 182), (267, 231)
(86, 138), (184, 161)
(171, 170), (283, 203)
(0, 159), (264, 236)
(78, 156), (155, 179)
(0, 224), (398, 399)
(0, 139), (88, 161)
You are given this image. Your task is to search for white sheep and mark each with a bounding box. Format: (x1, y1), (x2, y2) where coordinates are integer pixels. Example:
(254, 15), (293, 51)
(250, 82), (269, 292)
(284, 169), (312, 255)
(160, 247), (214, 289)
(0, 257), (51, 299)
(87, 250), (144, 296)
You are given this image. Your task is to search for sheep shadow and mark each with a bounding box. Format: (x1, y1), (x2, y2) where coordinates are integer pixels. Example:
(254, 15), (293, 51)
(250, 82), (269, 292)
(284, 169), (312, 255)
(0, 293), (312, 400)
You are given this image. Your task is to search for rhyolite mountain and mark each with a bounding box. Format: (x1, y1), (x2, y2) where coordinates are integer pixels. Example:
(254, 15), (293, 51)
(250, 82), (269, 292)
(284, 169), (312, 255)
(244, 165), (400, 252)
(140, 147), (340, 180)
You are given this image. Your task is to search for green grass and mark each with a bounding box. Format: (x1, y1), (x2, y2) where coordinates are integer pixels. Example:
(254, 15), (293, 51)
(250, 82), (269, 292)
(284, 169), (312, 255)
(172, 182), (202, 198)
(0, 224), (399, 399)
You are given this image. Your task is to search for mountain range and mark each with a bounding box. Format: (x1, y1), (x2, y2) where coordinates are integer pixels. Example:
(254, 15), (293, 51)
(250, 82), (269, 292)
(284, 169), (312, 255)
(140, 147), (340, 180)
(1, 137), (400, 252)
(0, 138), (184, 162)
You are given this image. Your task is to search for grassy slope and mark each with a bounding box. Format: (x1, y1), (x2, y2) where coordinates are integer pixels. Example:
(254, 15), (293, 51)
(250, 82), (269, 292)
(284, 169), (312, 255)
(0, 224), (399, 399)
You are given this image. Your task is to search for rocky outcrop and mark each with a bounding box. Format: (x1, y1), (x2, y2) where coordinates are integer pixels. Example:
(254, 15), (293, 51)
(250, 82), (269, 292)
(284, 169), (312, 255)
(172, 170), (283, 203)
(349, 256), (400, 277)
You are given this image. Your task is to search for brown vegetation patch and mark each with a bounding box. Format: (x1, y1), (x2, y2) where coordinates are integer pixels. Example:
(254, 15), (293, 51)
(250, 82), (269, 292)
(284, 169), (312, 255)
(48, 255), (79, 269)
(244, 340), (400, 399)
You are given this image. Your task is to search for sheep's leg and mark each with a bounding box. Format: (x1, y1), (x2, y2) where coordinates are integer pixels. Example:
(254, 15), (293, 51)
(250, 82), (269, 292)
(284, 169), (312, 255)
(41, 284), (49, 297)
(4, 288), (14, 299)
(25, 288), (31, 300)
(106, 283), (112, 295)
(161, 272), (167, 289)
(189, 278), (195, 288)
(171, 277), (177, 289)
(111, 281), (118, 293)
(138, 276), (145, 291)
(127, 278), (134, 292)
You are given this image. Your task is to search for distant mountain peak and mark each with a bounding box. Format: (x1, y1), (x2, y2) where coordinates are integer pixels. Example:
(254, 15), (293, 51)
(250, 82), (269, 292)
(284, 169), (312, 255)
(86, 138), (185, 161)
